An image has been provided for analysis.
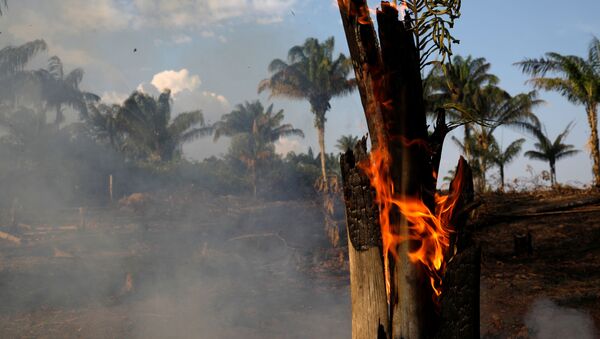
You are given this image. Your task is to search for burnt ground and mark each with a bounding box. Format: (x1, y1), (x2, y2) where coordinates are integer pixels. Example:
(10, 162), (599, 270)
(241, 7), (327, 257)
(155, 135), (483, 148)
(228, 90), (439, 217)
(0, 190), (598, 338)
(475, 191), (600, 338)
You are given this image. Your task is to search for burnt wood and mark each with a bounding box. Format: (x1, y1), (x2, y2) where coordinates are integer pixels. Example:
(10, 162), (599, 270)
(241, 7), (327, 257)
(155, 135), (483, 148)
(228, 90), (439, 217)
(338, 1), (480, 338)
(341, 139), (390, 339)
(341, 138), (382, 251)
(436, 246), (481, 339)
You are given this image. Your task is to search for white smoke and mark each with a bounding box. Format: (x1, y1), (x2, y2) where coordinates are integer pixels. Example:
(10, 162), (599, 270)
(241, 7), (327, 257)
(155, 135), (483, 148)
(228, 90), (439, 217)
(525, 298), (597, 339)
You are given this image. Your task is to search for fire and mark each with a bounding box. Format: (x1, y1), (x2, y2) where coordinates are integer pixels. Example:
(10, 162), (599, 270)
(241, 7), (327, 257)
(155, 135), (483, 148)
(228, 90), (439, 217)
(359, 144), (463, 303)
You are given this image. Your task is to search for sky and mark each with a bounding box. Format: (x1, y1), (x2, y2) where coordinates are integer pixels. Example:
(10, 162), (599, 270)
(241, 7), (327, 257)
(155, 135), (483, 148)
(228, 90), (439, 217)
(0, 0), (599, 188)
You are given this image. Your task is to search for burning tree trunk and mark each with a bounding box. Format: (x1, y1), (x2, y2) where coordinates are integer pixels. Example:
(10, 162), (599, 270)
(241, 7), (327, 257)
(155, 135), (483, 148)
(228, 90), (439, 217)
(338, 1), (479, 338)
(341, 138), (389, 339)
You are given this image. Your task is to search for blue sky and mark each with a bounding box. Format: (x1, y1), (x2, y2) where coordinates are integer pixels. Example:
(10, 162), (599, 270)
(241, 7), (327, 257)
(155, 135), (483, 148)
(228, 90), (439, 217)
(0, 0), (599, 187)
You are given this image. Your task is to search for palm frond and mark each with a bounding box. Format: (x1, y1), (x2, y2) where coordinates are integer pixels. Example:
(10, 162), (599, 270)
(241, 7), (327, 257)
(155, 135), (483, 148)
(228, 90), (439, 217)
(515, 56), (563, 76)
(0, 40), (48, 76)
(168, 110), (205, 137)
(590, 36), (600, 73)
(47, 56), (64, 79)
(65, 68), (84, 88)
(0, 0), (7, 16)
(407, 0), (462, 68)
(524, 150), (548, 161)
(555, 149), (580, 160)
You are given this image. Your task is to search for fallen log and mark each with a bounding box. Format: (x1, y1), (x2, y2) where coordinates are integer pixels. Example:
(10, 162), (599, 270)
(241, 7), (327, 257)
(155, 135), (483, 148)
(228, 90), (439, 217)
(484, 197), (600, 222)
(0, 230), (21, 245)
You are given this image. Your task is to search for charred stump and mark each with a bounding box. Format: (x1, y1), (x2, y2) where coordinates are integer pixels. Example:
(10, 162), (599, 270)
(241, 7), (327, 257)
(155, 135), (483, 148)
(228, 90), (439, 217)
(513, 231), (533, 256)
(338, 1), (480, 338)
(341, 138), (390, 339)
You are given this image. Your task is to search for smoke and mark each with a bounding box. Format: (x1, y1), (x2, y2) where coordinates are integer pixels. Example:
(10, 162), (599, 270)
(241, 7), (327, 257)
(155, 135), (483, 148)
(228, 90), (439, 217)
(525, 298), (597, 339)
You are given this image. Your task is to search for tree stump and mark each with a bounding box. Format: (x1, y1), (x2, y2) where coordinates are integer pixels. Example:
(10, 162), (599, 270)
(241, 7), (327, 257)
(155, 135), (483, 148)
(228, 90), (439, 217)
(337, 1), (480, 337)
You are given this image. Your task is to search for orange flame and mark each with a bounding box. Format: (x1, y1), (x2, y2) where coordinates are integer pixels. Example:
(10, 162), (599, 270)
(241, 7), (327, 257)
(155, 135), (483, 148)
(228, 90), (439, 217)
(359, 144), (463, 303)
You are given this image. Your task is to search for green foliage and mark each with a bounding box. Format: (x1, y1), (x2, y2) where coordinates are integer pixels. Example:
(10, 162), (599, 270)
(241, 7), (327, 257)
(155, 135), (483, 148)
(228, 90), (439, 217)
(88, 90), (211, 162)
(39, 56), (100, 124)
(515, 38), (600, 107)
(405, 0), (462, 68)
(0, 40), (48, 105)
(214, 100), (304, 197)
(427, 54), (541, 191)
(522, 121), (579, 186)
(259, 36), (355, 183)
(516, 37), (600, 185)
(489, 137), (526, 168)
(426, 55), (498, 121)
(335, 134), (359, 152)
(487, 136), (526, 190)
(258, 37), (356, 128)
(0, 40), (47, 77)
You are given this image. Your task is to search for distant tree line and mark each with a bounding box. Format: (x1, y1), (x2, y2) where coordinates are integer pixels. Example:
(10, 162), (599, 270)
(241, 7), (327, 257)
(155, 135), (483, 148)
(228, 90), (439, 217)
(0, 35), (597, 212)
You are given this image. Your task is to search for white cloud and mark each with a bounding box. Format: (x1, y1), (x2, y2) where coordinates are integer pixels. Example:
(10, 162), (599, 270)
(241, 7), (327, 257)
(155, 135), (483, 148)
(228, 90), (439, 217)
(275, 137), (304, 155)
(101, 91), (129, 105)
(61, 0), (132, 32)
(256, 16), (283, 25)
(3, 0), (296, 42)
(202, 91), (230, 107)
(131, 0), (296, 29)
(150, 69), (201, 95)
(173, 34), (193, 44)
(7, 0), (131, 39)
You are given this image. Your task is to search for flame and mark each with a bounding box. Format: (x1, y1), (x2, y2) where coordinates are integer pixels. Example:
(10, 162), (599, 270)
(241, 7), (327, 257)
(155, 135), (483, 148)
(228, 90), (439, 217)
(359, 144), (463, 303)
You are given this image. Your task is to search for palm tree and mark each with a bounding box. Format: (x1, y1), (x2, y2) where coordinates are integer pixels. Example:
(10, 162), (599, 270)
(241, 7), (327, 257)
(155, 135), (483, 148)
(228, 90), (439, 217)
(214, 100), (304, 197)
(87, 103), (121, 148)
(0, 40), (48, 103)
(516, 37), (600, 187)
(111, 89), (211, 162)
(488, 136), (526, 191)
(523, 122), (579, 187)
(427, 55), (499, 156)
(335, 134), (359, 152)
(472, 88), (540, 189)
(258, 37), (356, 188)
(452, 133), (486, 189)
(40, 56), (99, 125)
(449, 86), (540, 191)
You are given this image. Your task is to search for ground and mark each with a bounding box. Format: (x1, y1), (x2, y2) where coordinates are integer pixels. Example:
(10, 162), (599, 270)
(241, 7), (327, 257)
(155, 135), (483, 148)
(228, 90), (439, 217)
(0, 190), (598, 338)
(476, 191), (600, 338)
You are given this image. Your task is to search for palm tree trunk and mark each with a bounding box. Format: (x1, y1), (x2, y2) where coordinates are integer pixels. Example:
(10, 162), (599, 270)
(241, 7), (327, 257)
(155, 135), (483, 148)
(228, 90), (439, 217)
(317, 122), (328, 189)
(586, 104), (600, 187)
(54, 105), (62, 127)
(251, 161), (257, 198)
(499, 165), (505, 192)
(550, 162), (557, 187)
(464, 123), (473, 162)
(480, 160), (487, 192)
(480, 131), (490, 192)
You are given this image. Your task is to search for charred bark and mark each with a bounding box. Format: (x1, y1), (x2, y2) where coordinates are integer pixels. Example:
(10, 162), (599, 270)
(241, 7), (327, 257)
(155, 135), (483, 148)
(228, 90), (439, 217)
(338, 1), (480, 338)
(513, 232), (533, 256)
(435, 246), (480, 339)
(437, 157), (480, 339)
(341, 138), (390, 339)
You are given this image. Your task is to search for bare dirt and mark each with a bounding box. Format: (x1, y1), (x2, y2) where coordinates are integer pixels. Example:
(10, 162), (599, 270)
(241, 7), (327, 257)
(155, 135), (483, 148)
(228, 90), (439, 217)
(475, 190), (600, 338)
(0, 190), (598, 338)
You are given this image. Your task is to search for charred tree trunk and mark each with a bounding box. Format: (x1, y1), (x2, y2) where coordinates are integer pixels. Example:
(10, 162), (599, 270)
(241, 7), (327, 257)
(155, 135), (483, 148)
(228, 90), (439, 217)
(338, 1), (479, 338)
(341, 139), (390, 339)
